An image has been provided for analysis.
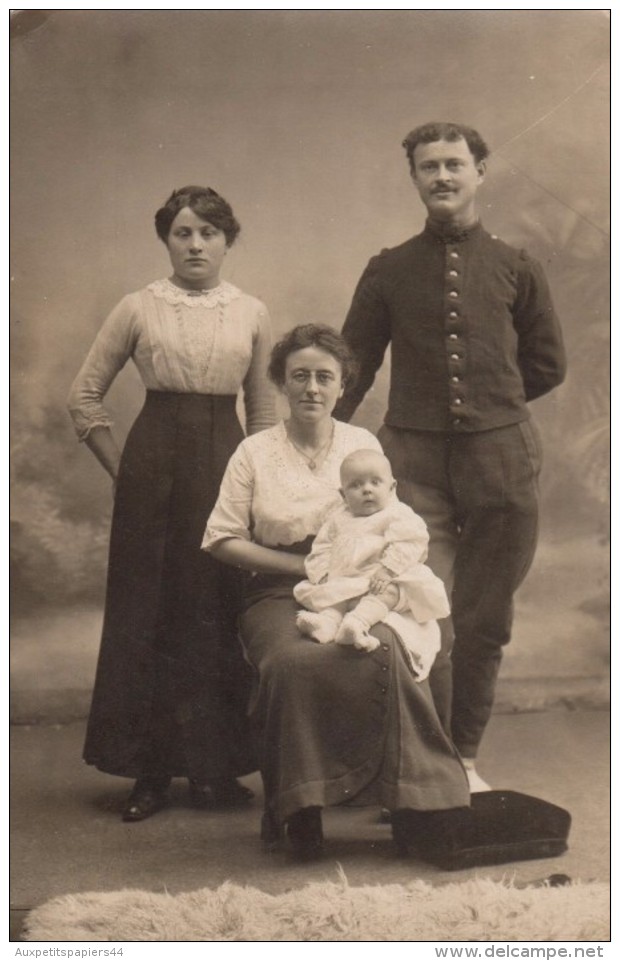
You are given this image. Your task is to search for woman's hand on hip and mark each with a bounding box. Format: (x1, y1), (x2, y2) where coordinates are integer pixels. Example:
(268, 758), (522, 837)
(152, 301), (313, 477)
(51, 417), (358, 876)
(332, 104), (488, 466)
(85, 426), (121, 484)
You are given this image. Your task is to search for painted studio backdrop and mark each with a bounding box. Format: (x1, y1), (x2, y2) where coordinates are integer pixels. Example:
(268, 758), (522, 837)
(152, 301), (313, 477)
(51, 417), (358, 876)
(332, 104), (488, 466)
(10, 10), (609, 716)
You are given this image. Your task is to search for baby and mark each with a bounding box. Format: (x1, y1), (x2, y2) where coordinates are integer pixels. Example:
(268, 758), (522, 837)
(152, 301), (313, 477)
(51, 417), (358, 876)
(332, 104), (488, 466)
(295, 449), (450, 652)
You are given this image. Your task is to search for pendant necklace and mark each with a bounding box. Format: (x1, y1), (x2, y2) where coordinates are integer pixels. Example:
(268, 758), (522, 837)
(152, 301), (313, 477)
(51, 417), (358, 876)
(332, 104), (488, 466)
(286, 421), (335, 471)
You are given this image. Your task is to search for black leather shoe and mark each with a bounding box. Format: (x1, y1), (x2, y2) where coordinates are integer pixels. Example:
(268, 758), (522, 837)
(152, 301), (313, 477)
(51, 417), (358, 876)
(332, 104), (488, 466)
(122, 777), (170, 822)
(286, 806), (324, 860)
(188, 778), (255, 809)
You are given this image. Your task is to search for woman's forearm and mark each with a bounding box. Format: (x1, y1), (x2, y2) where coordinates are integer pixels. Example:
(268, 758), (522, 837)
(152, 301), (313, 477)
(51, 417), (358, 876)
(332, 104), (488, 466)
(210, 538), (306, 577)
(84, 426), (122, 481)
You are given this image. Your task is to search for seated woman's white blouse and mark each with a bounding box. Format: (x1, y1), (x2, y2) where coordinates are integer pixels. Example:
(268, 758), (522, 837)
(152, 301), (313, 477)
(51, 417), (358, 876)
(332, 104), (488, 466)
(67, 279), (276, 440)
(203, 420), (382, 548)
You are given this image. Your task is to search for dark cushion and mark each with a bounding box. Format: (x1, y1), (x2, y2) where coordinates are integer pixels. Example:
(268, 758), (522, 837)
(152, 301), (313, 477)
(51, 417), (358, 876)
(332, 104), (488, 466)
(393, 791), (571, 870)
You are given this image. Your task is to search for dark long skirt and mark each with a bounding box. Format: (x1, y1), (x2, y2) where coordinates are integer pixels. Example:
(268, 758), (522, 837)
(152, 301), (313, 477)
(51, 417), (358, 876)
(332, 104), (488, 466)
(84, 390), (256, 781)
(239, 575), (470, 827)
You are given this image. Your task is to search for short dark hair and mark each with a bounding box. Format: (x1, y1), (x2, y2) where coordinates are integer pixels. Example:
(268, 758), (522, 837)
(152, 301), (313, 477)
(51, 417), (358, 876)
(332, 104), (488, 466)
(402, 122), (489, 173)
(154, 185), (241, 245)
(268, 324), (359, 388)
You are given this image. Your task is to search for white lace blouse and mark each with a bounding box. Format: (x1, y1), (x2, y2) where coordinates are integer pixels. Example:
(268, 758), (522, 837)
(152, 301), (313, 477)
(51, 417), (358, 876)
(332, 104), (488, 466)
(202, 420), (382, 549)
(67, 278), (276, 440)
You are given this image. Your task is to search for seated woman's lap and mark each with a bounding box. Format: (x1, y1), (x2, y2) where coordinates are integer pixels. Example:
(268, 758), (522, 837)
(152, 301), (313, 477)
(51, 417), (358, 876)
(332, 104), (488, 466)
(239, 590), (455, 740)
(240, 591), (391, 682)
(239, 589), (469, 819)
(240, 592), (399, 816)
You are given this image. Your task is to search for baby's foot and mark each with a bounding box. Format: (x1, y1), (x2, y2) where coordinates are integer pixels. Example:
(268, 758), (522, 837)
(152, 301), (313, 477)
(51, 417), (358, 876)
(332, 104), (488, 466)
(296, 611), (338, 644)
(335, 614), (380, 652)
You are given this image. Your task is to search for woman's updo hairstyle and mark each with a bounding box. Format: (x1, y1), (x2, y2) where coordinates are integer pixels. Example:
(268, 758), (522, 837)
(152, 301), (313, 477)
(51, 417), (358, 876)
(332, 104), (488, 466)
(154, 186), (241, 246)
(268, 324), (359, 389)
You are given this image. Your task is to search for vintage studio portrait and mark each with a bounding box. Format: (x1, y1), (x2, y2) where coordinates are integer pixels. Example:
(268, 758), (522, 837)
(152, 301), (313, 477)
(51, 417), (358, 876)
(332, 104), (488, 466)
(10, 8), (610, 944)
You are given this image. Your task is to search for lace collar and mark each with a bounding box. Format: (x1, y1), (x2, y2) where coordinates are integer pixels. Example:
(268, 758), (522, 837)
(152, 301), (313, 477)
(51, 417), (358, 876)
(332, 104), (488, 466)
(147, 278), (242, 308)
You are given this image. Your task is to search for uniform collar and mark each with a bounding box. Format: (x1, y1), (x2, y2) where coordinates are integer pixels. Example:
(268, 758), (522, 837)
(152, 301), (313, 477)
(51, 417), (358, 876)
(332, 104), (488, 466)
(423, 219), (482, 244)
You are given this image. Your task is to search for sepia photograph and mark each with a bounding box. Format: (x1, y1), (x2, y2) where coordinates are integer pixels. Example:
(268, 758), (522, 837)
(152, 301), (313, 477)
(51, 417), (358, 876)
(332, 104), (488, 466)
(10, 6), (610, 946)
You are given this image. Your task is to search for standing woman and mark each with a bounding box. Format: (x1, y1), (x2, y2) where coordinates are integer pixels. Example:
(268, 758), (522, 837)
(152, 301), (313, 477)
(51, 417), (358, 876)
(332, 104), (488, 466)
(68, 186), (276, 821)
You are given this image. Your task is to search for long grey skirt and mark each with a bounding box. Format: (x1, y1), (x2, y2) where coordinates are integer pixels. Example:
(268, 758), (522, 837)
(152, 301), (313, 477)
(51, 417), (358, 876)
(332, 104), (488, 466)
(240, 574), (470, 827)
(83, 390), (255, 781)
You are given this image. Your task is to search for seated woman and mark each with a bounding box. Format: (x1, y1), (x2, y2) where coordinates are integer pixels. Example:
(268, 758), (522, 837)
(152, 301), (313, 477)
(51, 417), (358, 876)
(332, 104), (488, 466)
(203, 324), (470, 859)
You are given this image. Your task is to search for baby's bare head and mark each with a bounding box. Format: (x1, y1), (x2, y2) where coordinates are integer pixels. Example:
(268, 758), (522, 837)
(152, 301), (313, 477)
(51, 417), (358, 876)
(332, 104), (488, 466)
(339, 449), (396, 516)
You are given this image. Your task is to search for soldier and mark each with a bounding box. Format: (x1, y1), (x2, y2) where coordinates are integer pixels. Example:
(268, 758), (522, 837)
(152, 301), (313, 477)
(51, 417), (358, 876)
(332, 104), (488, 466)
(335, 122), (566, 791)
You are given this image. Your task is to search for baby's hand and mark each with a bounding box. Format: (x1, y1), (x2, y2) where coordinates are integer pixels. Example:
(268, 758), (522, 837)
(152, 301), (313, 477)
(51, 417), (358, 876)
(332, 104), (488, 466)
(369, 568), (393, 595)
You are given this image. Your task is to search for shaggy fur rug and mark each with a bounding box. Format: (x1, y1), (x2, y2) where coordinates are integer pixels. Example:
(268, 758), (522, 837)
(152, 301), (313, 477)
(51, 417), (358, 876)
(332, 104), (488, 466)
(24, 872), (609, 942)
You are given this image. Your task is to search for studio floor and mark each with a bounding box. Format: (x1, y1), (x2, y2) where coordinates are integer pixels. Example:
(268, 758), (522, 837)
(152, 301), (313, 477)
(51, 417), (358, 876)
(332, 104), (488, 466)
(10, 709), (610, 942)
